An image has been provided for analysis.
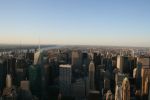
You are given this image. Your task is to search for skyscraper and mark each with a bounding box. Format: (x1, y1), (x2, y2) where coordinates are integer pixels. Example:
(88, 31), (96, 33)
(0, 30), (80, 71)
(117, 56), (131, 74)
(18, 80), (32, 100)
(34, 49), (41, 65)
(122, 77), (130, 100)
(6, 74), (12, 88)
(2, 74), (16, 100)
(71, 50), (79, 66)
(140, 57), (150, 96)
(88, 61), (95, 90)
(117, 56), (123, 73)
(59, 64), (72, 96)
(106, 90), (113, 100)
(115, 85), (122, 100)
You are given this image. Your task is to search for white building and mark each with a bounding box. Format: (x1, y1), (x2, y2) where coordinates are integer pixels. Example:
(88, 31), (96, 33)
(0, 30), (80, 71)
(88, 61), (95, 90)
(117, 56), (123, 73)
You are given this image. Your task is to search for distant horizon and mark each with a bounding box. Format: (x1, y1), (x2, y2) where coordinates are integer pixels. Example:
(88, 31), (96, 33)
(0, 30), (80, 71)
(0, 0), (150, 47)
(0, 43), (149, 48)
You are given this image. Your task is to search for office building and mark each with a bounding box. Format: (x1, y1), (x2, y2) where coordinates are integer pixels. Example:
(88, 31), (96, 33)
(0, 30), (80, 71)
(20, 80), (30, 91)
(115, 85), (122, 100)
(18, 80), (32, 100)
(117, 56), (131, 74)
(104, 78), (110, 91)
(2, 74), (16, 100)
(88, 91), (100, 100)
(122, 77), (130, 100)
(34, 50), (41, 65)
(139, 57), (150, 96)
(71, 50), (79, 66)
(141, 68), (150, 96)
(115, 73), (126, 86)
(6, 74), (12, 88)
(59, 64), (72, 96)
(88, 61), (95, 90)
(71, 78), (88, 99)
(106, 90), (113, 100)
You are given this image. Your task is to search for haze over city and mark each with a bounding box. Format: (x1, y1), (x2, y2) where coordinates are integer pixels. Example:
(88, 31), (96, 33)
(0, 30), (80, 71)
(0, 0), (150, 47)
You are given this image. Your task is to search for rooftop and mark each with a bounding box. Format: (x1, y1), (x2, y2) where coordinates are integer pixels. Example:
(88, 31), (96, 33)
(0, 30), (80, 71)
(59, 64), (71, 68)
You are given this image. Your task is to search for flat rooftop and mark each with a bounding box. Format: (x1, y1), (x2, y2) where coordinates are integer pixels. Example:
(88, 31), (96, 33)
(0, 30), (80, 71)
(59, 64), (71, 68)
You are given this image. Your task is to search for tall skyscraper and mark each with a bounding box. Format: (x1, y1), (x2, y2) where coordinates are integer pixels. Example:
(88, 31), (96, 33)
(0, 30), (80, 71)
(88, 61), (95, 90)
(2, 74), (16, 100)
(0, 59), (5, 92)
(81, 51), (88, 77)
(28, 65), (41, 98)
(71, 78), (88, 99)
(6, 74), (12, 88)
(117, 56), (123, 73)
(71, 50), (79, 66)
(34, 49), (41, 65)
(122, 77), (130, 100)
(117, 56), (131, 74)
(59, 64), (72, 96)
(139, 57), (150, 96)
(115, 85), (122, 100)
(141, 68), (150, 96)
(18, 80), (32, 100)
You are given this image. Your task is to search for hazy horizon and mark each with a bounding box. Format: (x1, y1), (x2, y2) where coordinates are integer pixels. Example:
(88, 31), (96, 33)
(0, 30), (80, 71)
(0, 0), (150, 47)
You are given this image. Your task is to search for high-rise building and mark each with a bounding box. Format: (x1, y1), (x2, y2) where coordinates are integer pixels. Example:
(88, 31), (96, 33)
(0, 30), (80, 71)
(115, 73), (126, 86)
(71, 78), (88, 99)
(81, 51), (89, 77)
(88, 61), (95, 90)
(6, 74), (12, 88)
(139, 57), (150, 96)
(122, 77), (130, 100)
(115, 85), (122, 100)
(133, 68), (137, 79)
(82, 51), (88, 66)
(117, 56), (132, 74)
(88, 91), (100, 100)
(28, 65), (41, 98)
(18, 80), (32, 100)
(71, 50), (79, 66)
(104, 78), (110, 91)
(106, 90), (113, 100)
(41, 63), (50, 100)
(141, 68), (150, 96)
(0, 59), (5, 92)
(2, 74), (16, 100)
(138, 57), (150, 69)
(34, 50), (41, 65)
(148, 86), (150, 100)
(20, 80), (30, 91)
(59, 64), (72, 96)
(117, 56), (123, 73)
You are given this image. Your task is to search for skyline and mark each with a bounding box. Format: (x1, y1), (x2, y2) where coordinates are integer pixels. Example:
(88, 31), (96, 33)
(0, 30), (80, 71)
(0, 0), (150, 47)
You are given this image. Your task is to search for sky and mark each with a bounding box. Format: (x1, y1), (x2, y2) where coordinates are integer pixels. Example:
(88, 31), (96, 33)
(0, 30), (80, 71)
(0, 0), (150, 47)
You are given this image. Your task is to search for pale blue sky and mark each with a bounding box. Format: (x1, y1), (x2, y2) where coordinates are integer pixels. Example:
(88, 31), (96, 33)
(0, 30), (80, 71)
(0, 0), (150, 46)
